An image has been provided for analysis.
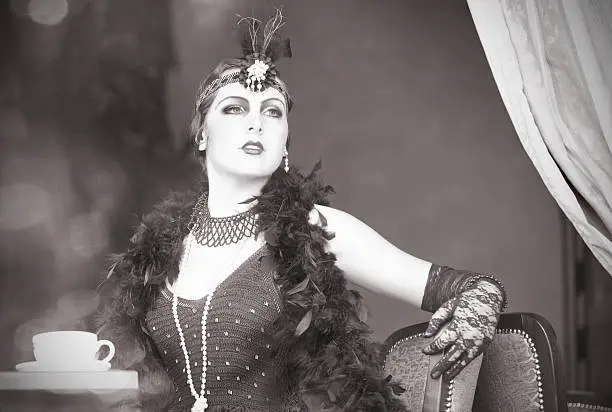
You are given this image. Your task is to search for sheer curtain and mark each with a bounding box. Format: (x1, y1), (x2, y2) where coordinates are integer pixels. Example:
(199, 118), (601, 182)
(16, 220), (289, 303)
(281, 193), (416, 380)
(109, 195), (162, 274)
(466, 0), (612, 276)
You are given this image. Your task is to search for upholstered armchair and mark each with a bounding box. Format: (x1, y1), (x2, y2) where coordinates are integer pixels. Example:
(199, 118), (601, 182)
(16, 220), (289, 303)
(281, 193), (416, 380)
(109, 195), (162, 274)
(383, 312), (593, 411)
(472, 312), (568, 411)
(383, 322), (483, 411)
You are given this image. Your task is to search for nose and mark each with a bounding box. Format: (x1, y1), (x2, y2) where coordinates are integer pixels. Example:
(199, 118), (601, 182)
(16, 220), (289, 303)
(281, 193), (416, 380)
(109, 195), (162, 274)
(248, 125), (262, 133)
(248, 113), (263, 134)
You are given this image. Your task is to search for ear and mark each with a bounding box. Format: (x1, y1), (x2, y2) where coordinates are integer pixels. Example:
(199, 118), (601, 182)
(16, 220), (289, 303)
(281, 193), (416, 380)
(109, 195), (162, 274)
(198, 130), (207, 151)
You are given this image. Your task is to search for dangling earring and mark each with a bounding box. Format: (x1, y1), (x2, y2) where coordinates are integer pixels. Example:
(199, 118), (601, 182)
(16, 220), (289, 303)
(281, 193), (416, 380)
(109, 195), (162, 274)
(198, 130), (207, 151)
(283, 149), (289, 173)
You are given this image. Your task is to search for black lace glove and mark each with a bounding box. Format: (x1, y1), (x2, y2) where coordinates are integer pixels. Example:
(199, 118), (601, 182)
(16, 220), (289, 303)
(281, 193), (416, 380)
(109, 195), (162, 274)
(422, 280), (504, 380)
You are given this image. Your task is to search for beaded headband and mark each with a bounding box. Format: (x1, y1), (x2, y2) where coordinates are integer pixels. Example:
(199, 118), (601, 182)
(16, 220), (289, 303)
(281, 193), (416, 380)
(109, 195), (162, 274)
(194, 9), (292, 112)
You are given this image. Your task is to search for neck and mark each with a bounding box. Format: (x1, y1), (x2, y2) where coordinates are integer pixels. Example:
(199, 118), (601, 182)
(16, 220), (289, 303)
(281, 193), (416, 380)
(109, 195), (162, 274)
(204, 166), (268, 217)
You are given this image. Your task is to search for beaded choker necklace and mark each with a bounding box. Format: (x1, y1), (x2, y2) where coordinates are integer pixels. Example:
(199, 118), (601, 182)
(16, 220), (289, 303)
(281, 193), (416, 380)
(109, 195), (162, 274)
(188, 192), (258, 247)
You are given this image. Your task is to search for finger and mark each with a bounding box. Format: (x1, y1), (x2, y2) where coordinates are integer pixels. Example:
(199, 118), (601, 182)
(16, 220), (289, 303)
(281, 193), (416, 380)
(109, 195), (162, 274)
(423, 298), (457, 337)
(444, 342), (485, 380)
(441, 350), (470, 381)
(430, 344), (464, 379)
(422, 326), (457, 355)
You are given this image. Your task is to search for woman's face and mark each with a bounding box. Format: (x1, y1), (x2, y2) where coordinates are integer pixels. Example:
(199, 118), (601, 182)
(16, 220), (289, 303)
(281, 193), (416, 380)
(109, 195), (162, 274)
(202, 77), (289, 180)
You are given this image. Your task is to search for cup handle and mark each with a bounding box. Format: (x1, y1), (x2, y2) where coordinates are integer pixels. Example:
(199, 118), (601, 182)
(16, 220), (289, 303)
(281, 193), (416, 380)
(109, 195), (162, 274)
(96, 339), (116, 363)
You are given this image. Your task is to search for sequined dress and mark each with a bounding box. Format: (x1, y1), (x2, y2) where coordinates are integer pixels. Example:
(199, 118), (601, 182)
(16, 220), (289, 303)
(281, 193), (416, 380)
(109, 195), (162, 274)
(145, 245), (286, 411)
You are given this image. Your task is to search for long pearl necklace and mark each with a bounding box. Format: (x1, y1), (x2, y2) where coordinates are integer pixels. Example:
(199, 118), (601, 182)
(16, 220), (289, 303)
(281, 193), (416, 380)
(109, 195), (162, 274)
(172, 231), (248, 412)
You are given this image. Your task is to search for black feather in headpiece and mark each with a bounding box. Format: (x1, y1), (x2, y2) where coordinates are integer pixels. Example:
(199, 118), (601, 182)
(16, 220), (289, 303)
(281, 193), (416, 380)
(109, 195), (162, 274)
(235, 8), (292, 92)
(237, 8), (292, 61)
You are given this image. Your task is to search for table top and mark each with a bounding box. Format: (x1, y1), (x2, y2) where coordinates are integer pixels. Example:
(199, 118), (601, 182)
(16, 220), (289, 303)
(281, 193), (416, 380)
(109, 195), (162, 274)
(0, 370), (138, 392)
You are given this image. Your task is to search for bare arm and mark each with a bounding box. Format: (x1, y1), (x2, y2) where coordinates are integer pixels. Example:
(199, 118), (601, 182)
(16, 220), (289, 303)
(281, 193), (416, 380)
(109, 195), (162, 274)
(311, 203), (507, 380)
(311, 204), (432, 308)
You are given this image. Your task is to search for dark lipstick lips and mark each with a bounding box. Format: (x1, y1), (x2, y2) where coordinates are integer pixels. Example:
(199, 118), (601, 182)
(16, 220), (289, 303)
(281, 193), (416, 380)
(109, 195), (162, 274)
(241, 141), (264, 151)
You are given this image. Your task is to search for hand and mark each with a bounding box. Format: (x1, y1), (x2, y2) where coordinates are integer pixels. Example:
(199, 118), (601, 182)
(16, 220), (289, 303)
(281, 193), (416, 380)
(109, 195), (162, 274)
(421, 280), (503, 380)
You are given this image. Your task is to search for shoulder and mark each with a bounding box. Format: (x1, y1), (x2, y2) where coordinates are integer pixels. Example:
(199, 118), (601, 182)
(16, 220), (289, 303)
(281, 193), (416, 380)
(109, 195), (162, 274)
(144, 189), (198, 225)
(309, 204), (370, 234)
(101, 189), (196, 286)
(130, 189), (197, 245)
(308, 204), (385, 254)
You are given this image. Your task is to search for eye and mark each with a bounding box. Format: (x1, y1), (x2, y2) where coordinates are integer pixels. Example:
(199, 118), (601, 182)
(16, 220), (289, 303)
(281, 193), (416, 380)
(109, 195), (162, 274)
(264, 107), (283, 118)
(223, 105), (245, 115)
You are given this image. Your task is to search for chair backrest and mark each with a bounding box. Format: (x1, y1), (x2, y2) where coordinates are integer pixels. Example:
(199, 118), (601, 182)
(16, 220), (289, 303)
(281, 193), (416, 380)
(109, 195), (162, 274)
(473, 312), (568, 411)
(383, 322), (483, 411)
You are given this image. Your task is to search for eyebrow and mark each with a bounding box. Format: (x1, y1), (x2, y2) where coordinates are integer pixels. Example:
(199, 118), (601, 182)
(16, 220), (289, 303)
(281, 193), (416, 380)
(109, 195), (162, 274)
(215, 96), (286, 111)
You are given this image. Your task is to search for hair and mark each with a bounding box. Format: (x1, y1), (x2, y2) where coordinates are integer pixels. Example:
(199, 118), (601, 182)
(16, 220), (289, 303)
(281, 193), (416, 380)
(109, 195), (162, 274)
(187, 58), (293, 169)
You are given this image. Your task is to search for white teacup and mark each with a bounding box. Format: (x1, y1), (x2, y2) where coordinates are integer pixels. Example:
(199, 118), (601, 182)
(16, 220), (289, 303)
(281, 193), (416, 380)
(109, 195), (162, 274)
(33, 331), (115, 366)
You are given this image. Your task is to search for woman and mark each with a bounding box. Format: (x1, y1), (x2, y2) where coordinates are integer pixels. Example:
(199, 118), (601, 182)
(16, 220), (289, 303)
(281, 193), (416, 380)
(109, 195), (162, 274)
(96, 11), (506, 412)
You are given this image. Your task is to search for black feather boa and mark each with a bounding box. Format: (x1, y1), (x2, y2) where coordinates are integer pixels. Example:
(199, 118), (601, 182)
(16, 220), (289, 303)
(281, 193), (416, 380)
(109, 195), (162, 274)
(95, 163), (407, 411)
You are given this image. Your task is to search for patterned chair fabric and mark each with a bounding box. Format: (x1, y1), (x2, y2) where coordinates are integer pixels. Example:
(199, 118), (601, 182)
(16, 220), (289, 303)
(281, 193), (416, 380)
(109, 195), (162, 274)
(383, 323), (483, 411)
(473, 313), (569, 412)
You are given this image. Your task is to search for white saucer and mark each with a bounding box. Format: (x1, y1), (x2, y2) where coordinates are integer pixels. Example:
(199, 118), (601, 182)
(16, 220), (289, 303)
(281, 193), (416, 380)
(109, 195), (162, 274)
(15, 360), (111, 372)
